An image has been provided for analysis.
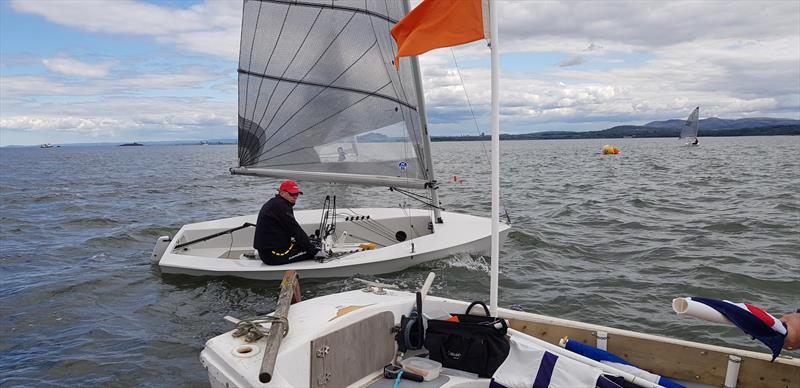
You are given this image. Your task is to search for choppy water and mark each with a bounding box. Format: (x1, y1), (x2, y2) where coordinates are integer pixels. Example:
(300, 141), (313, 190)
(1, 137), (799, 386)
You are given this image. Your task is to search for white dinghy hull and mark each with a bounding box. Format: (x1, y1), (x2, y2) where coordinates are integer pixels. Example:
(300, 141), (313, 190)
(154, 208), (509, 280)
(201, 287), (800, 388)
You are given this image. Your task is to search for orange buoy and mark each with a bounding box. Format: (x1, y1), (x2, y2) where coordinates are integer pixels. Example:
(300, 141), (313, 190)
(602, 145), (620, 155)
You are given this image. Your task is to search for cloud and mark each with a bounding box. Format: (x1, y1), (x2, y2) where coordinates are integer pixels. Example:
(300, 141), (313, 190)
(42, 56), (115, 77)
(1, 97), (236, 139)
(10, 0), (241, 59)
(497, 1), (800, 49)
(409, 0), (800, 135)
(0, 69), (225, 99)
(558, 55), (585, 67)
(0, 116), (122, 136)
(3, 0), (799, 143)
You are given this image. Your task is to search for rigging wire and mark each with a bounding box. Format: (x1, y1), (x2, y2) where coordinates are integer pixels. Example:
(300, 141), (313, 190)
(389, 187), (442, 210)
(450, 48), (511, 222)
(343, 208), (400, 242)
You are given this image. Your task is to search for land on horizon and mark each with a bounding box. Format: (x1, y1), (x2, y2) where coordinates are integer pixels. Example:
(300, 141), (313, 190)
(4, 117), (798, 148)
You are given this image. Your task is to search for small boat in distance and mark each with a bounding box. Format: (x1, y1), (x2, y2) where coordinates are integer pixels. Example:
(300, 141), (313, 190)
(119, 142), (143, 146)
(40, 143), (54, 148)
(680, 106), (700, 146)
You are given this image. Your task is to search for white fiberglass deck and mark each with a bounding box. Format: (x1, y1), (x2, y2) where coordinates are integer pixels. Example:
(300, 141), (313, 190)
(201, 288), (800, 388)
(156, 208), (509, 280)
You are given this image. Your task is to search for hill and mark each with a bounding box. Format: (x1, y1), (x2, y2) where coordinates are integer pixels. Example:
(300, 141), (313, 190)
(431, 123), (800, 142)
(644, 117), (799, 130)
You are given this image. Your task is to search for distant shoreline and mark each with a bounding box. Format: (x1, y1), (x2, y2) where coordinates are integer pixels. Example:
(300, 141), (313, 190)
(3, 125), (798, 148)
(431, 124), (800, 142)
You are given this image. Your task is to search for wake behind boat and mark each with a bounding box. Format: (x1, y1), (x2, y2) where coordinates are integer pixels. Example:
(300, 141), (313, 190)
(151, 0), (508, 279)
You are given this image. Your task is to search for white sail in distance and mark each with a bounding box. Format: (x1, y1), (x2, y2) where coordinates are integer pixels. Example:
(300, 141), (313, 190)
(233, 0), (431, 189)
(680, 106), (700, 140)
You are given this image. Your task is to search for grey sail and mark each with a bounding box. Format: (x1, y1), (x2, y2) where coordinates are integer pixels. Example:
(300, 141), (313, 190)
(680, 106), (700, 140)
(233, 0), (431, 189)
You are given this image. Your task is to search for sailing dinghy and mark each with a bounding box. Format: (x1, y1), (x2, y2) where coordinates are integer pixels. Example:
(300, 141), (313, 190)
(681, 106), (700, 146)
(151, 0), (509, 280)
(200, 1), (798, 386)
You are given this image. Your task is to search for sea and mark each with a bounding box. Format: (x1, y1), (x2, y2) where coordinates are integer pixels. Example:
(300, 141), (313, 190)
(1, 136), (798, 387)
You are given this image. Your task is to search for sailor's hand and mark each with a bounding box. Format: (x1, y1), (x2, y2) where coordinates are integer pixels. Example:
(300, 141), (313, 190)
(781, 312), (800, 350)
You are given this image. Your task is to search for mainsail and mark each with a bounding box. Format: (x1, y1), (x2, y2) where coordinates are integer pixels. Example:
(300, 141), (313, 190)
(680, 106), (700, 140)
(233, 0), (432, 189)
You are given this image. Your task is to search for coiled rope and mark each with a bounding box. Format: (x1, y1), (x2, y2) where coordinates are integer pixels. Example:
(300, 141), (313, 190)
(231, 315), (289, 343)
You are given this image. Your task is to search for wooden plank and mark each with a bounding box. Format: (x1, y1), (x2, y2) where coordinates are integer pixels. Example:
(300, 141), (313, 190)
(310, 311), (395, 388)
(259, 270), (299, 383)
(508, 319), (800, 388)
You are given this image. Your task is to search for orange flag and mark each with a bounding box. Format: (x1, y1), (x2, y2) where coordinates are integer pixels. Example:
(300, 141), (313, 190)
(391, 0), (489, 68)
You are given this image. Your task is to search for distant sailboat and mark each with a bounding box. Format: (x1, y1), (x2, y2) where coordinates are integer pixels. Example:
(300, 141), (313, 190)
(39, 143), (54, 148)
(680, 106), (700, 146)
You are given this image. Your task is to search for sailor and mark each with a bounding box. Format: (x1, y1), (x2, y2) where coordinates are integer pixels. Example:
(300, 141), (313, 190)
(253, 180), (328, 265)
(337, 146), (347, 161)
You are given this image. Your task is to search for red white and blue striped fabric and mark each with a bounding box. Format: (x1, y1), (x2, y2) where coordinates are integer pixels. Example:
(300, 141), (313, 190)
(489, 338), (624, 388)
(691, 297), (787, 360)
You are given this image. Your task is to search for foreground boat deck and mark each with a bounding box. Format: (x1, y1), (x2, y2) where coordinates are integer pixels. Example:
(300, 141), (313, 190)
(201, 288), (799, 388)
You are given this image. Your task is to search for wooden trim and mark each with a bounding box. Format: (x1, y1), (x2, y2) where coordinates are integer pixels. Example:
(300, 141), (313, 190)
(508, 319), (799, 388)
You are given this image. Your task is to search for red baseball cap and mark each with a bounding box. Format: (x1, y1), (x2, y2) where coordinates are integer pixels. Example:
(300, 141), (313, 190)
(278, 180), (303, 195)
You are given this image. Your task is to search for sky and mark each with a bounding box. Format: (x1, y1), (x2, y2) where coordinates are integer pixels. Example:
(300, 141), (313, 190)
(1, 0), (799, 146)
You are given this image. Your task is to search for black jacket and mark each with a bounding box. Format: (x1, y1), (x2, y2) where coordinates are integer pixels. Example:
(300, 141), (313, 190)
(253, 195), (315, 254)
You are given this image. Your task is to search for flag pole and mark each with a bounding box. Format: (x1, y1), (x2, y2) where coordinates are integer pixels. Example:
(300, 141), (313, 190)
(489, 0), (500, 316)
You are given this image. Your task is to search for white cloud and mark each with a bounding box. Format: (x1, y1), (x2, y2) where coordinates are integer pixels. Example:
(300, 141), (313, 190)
(2, 0), (799, 143)
(10, 0), (241, 60)
(410, 0), (800, 134)
(1, 97), (236, 137)
(0, 116), (121, 136)
(558, 55), (585, 67)
(0, 69), (225, 99)
(42, 56), (115, 78)
(497, 1), (800, 49)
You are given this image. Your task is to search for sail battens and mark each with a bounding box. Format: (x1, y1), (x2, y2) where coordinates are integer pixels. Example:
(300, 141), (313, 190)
(237, 67), (415, 111)
(251, 82), (394, 163)
(253, 0), (399, 24)
(231, 168), (429, 189)
(238, 0), (429, 185)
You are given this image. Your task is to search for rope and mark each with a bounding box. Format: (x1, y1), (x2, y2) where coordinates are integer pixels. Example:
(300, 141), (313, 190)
(231, 315), (289, 343)
(343, 208), (400, 243)
(389, 187), (443, 210)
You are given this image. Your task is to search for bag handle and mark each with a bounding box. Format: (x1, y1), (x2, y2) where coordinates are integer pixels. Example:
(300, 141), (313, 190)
(465, 301), (491, 316)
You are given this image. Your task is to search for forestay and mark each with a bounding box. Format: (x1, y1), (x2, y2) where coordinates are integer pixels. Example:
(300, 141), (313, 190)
(680, 106), (699, 140)
(234, 0), (431, 189)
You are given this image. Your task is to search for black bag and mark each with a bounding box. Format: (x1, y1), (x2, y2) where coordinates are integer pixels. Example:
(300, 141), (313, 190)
(424, 301), (510, 377)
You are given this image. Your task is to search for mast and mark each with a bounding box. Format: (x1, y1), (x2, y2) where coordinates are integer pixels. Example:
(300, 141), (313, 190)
(489, 0), (500, 316)
(402, 0), (443, 224)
